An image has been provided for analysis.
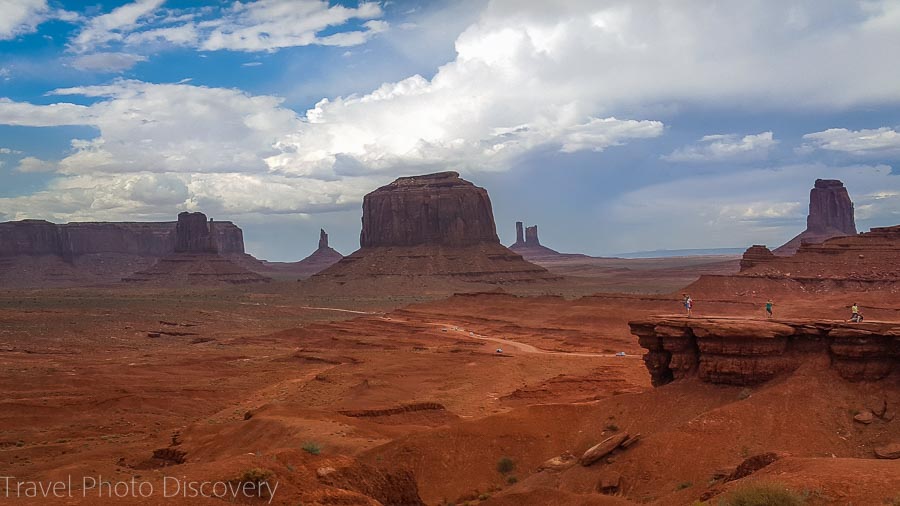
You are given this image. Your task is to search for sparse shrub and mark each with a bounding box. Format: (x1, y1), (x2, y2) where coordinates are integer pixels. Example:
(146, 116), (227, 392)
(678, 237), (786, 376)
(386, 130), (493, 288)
(719, 482), (805, 506)
(605, 423), (620, 432)
(677, 481), (692, 490)
(478, 493), (490, 500)
(238, 467), (273, 486)
(15, 440), (25, 447)
(302, 441), (322, 455)
(496, 457), (515, 474)
(506, 475), (518, 485)
(737, 388), (752, 400)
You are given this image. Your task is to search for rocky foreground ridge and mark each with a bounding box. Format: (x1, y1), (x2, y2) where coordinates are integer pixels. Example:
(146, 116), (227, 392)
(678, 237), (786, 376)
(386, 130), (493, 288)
(633, 316), (900, 386)
(739, 225), (900, 282)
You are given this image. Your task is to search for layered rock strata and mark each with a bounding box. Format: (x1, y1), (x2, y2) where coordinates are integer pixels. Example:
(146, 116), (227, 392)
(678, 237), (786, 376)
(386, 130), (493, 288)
(632, 316), (900, 386)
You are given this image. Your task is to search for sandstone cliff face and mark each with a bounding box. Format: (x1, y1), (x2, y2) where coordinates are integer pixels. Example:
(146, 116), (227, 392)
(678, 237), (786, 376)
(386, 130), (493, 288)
(175, 212), (217, 253)
(511, 221), (526, 248)
(0, 220), (65, 257)
(632, 316), (900, 386)
(776, 179), (857, 255)
(525, 225), (540, 246)
(360, 172), (499, 248)
(0, 217), (245, 259)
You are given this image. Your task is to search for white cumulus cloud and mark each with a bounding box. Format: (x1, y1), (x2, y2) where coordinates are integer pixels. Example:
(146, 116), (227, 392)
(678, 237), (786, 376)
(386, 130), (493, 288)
(802, 127), (900, 156)
(663, 132), (779, 162)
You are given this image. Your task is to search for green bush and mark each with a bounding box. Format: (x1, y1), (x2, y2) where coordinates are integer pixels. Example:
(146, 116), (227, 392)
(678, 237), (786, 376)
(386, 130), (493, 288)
(496, 457), (515, 474)
(238, 468), (273, 485)
(302, 441), (322, 455)
(677, 481), (692, 490)
(720, 482), (805, 506)
(506, 475), (518, 485)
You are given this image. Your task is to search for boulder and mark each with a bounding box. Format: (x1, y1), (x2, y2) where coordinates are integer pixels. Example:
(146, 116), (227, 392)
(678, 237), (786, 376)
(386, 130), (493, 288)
(596, 471), (622, 494)
(580, 433), (629, 466)
(854, 410), (875, 424)
(538, 452), (576, 472)
(874, 443), (900, 459)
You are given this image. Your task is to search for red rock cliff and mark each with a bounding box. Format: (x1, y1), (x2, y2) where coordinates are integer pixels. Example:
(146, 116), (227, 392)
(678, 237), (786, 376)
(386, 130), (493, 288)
(632, 316), (899, 386)
(776, 179), (857, 255)
(359, 172), (499, 247)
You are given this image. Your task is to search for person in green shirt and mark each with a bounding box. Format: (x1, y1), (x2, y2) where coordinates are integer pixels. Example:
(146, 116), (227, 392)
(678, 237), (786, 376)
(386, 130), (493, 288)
(765, 299), (774, 319)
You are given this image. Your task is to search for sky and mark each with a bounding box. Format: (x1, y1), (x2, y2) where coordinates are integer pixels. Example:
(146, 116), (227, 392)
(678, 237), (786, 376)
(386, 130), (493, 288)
(0, 0), (899, 261)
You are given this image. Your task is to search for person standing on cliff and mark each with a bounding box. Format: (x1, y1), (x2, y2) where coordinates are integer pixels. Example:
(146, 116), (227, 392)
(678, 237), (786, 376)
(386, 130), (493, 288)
(850, 303), (862, 322)
(683, 294), (693, 317)
(765, 299), (774, 318)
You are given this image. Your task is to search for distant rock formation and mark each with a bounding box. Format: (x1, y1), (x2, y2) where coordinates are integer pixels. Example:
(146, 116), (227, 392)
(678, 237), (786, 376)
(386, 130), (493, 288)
(175, 212), (217, 253)
(0, 215), (256, 287)
(691, 224), (900, 294)
(511, 221), (526, 248)
(123, 212), (269, 285)
(739, 244), (776, 271)
(317, 172), (556, 283)
(775, 179), (857, 255)
(507, 221), (587, 263)
(264, 228), (344, 278)
(360, 171), (499, 247)
(525, 225), (539, 246)
(633, 316), (899, 386)
(0, 217), (246, 259)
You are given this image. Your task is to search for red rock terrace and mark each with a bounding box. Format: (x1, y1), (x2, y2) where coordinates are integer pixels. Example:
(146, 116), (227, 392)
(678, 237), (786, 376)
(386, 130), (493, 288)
(316, 172), (557, 282)
(632, 316), (900, 386)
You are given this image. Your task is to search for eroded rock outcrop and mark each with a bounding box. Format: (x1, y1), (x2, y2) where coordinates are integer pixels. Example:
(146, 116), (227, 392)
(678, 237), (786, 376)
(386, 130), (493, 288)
(775, 179), (857, 255)
(632, 316), (900, 386)
(692, 225), (900, 294)
(739, 245), (776, 271)
(507, 222), (580, 262)
(272, 228), (343, 277)
(317, 172), (556, 283)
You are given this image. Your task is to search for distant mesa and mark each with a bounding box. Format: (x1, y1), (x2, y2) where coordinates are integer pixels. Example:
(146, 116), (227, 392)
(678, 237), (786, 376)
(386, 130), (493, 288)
(0, 214), (257, 287)
(123, 212), (270, 285)
(316, 171), (557, 283)
(775, 179), (857, 255)
(359, 171), (499, 248)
